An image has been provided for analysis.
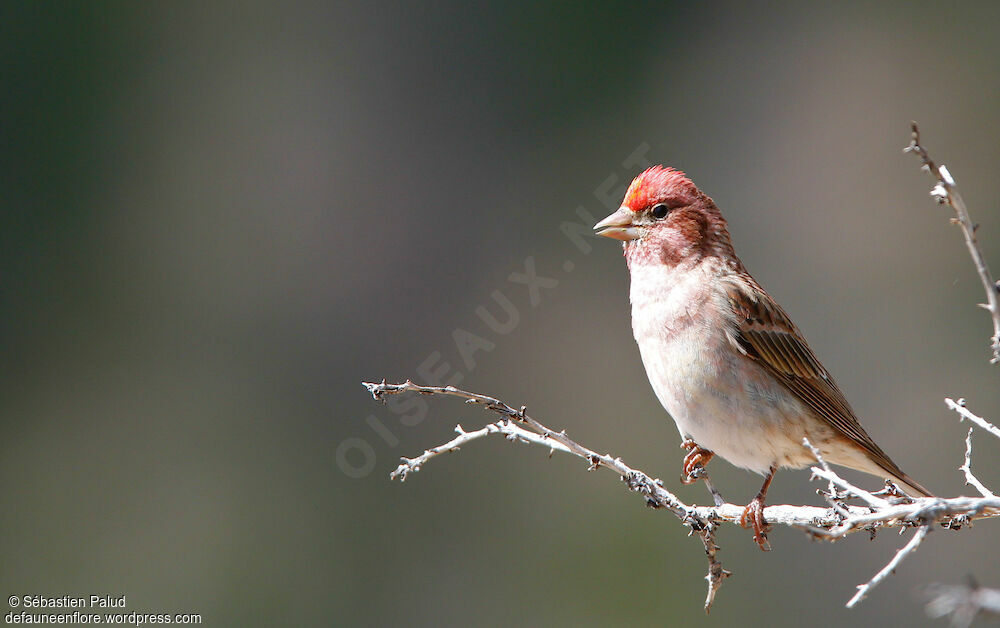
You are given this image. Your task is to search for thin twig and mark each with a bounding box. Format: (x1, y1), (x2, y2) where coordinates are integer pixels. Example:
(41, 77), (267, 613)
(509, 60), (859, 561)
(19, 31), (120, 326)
(808, 464), (891, 509)
(686, 465), (726, 507)
(946, 397), (1000, 440)
(847, 525), (930, 608)
(803, 438), (854, 517)
(959, 428), (996, 499)
(905, 122), (1000, 364)
(366, 380), (730, 611)
(390, 421), (574, 481)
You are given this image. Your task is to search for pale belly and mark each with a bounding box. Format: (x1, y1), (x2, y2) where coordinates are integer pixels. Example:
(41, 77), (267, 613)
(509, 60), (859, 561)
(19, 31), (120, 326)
(629, 272), (845, 476)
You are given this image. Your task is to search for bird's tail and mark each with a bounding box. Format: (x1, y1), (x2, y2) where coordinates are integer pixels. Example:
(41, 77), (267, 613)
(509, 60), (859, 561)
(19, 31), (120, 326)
(843, 446), (933, 498)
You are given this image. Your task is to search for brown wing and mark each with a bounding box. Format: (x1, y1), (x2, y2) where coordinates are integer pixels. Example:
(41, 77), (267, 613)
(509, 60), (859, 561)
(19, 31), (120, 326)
(722, 273), (927, 493)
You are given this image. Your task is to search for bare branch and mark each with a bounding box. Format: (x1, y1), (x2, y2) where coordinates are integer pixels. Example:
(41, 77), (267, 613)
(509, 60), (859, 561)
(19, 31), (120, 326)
(389, 420), (575, 481)
(847, 525), (930, 608)
(805, 450), (890, 510)
(946, 397), (1000, 440)
(906, 122), (1000, 364)
(960, 428), (996, 499)
(366, 380), (736, 610)
(365, 380), (1000, 610)
(686, 463), (726, 508)
(802, 438), (858, 517)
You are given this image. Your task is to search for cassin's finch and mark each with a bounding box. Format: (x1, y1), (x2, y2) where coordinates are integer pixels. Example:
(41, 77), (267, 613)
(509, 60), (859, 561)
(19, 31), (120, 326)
(594, 166), (930, 549)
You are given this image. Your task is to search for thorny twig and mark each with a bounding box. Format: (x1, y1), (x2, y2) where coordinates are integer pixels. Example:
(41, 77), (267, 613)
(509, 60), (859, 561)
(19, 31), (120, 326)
(847, 525), (930, 608)
(365, 380), (1000, 611)
(802, 438), (852, 517)
(388, 420), (575, 481)
(959, 428), (996, 499)
(905, 122), (1000, 364)
(366, 379), (733, 611)
(947, 397), (1000, 440)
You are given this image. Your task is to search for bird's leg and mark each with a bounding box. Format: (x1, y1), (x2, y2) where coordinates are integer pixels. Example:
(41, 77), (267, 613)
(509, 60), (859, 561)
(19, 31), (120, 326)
(739, 465), (776, 551)
(680, 438), (715, 485)
(679, 439), (725, 506)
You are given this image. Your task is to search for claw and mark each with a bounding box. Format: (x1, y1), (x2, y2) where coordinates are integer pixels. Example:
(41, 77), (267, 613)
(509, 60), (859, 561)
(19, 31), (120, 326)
(740, 465), (776, 551)
(680, 439), (714, 485)
(739, 496), (771, 551)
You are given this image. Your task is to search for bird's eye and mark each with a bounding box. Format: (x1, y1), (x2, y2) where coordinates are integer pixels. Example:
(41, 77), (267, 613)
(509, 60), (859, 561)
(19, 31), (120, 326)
(651, 203), (670, 219)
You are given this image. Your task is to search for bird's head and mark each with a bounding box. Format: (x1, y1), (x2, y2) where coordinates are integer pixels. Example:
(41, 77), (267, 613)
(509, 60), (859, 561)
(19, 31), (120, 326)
(593, 166), (733, 267)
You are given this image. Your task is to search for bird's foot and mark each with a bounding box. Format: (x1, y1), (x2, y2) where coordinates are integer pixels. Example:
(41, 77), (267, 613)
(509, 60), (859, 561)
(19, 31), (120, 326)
(739, 494), (771, 551)
(680, 439), (714, 485)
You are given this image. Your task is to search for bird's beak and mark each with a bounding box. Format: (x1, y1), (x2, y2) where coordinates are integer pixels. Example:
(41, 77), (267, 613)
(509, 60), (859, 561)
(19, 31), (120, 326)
(594, 206), (640, 241)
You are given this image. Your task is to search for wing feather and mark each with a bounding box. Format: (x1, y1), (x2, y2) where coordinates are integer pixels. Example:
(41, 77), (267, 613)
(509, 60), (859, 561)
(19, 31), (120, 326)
(722, 273), (928, 495)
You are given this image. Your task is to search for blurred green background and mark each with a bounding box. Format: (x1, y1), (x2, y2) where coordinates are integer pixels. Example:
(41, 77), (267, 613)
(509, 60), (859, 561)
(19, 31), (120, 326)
(2, 1), (999, 625)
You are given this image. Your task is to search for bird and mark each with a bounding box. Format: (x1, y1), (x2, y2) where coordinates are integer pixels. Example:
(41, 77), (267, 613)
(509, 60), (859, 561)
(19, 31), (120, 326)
(593, 165), (931, 549)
